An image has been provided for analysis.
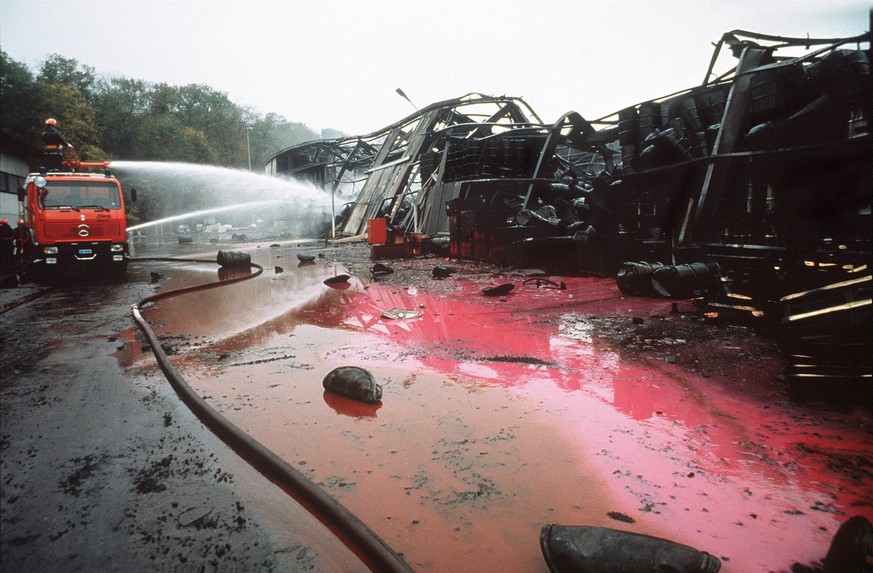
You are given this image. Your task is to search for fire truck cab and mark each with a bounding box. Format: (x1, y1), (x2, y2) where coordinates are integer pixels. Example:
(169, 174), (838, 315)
(19, 166), (132, 278)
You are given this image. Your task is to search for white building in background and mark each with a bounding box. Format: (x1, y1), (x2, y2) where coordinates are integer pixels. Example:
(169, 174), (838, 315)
(0, 132), (41, 223)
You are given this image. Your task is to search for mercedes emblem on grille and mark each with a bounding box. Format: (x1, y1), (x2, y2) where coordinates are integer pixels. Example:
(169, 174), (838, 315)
(78, 224), (90, 237)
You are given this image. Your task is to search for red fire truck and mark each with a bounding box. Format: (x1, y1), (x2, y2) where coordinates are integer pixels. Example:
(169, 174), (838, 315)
(18, 147), (134, 279)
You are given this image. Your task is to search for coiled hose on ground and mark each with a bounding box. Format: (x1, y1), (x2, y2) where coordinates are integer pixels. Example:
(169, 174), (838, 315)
(129, 253), (414, 573)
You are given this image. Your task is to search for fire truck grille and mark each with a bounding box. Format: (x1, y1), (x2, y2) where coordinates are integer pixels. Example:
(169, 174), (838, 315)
(44, 221), (122, 239)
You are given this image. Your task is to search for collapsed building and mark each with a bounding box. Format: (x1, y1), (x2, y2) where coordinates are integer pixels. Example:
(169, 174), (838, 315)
(266, 30), (872, 392)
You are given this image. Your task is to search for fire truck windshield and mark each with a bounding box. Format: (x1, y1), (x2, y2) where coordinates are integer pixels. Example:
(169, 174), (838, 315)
(38, 180), (121, 211)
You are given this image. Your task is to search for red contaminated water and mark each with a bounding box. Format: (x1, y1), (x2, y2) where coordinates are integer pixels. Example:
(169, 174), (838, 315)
(137, 256), (873, 573)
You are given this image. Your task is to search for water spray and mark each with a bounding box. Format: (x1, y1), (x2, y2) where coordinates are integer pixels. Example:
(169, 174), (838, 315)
(126, 200), (288, 232)
(111, 161), (334, 239)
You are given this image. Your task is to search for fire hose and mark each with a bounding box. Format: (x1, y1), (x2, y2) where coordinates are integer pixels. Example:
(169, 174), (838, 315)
(129, 252), (414, 573)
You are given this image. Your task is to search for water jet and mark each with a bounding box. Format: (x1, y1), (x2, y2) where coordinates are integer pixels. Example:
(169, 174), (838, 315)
(111, 161), (333, 245)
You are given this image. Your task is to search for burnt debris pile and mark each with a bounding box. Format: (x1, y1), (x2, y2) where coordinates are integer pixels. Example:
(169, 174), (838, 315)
(267, 29), (871, 395)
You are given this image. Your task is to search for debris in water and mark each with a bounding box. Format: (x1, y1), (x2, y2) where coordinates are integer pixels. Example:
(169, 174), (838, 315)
(432, 266), (454, 279)
(522, 278), (566, 290)
(323, 366), (382, 403)
(178, 506), (213, 527)
(482, 283), (514, 297)
(606, 511), (636, 524)
(323, 274), (351, 286)
(370, 263), (394, 278)
(381, 308), (422, 320)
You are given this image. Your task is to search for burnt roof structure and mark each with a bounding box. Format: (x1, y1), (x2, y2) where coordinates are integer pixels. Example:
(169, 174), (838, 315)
(267, 93), (539, 235)
(264, 30), (872, 273)
(266, 30), (870, 273)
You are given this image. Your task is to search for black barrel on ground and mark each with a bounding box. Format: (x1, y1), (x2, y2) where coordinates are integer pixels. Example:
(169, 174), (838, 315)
(217, 250), (251, 268)
(540, 524), (721, 573)
(615, 261), (664, 296)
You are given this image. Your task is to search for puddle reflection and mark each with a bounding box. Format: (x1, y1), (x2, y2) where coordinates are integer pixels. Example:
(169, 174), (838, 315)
(322, 390), (382, 418)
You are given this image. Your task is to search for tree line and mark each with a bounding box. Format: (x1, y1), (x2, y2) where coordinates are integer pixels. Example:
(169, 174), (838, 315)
(1, 51), (340, 168)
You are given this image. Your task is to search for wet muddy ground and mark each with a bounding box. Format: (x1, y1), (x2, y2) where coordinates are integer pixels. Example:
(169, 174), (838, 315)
(0, 252), (364, 572)
(2, 237), (872, 572)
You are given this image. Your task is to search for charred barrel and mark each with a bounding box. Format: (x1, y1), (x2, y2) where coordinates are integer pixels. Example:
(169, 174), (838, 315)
(651, 261), (724, 299)
(217, 250), (251, 268)
(615, 261), (665, 296)
(323, 366), (383, 403)
(540, 525), (721, 573)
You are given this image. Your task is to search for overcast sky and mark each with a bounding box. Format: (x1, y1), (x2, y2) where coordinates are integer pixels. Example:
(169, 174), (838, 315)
(1, 1), (869, 136)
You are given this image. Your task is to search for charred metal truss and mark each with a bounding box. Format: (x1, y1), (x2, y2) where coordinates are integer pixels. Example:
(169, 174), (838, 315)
(265, 93), (618, 240)
(601, 30), (872, 308)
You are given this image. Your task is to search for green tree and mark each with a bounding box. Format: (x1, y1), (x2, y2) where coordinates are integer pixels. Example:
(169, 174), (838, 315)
(37, 54), (97, 104)
(0, 50), (46, 143)
(95, 77), (151, 159)
(179, 126), (217, 164)
(248, 112), (319, 169)
(169, 84), (248, 166)
(138, 114), (185, 161)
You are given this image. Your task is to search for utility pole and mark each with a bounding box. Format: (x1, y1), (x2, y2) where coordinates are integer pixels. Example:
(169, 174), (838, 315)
(396, 88), (417, 111)
(246, 126), (253, 171)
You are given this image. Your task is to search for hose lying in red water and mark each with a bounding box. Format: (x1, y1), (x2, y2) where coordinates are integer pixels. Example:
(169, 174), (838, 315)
(129, 254), (414, 573)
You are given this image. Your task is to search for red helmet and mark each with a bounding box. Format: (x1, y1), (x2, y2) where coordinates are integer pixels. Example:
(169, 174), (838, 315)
(18, 220), (25, 225)
(0, 218), (8, 224)
(45, 118), (57, 126)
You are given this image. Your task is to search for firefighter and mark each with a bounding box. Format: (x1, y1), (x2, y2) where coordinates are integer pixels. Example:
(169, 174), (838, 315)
(15, 219), (29, 264)
(0, 218), (16, 267)
(41, 118), (70, 170)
